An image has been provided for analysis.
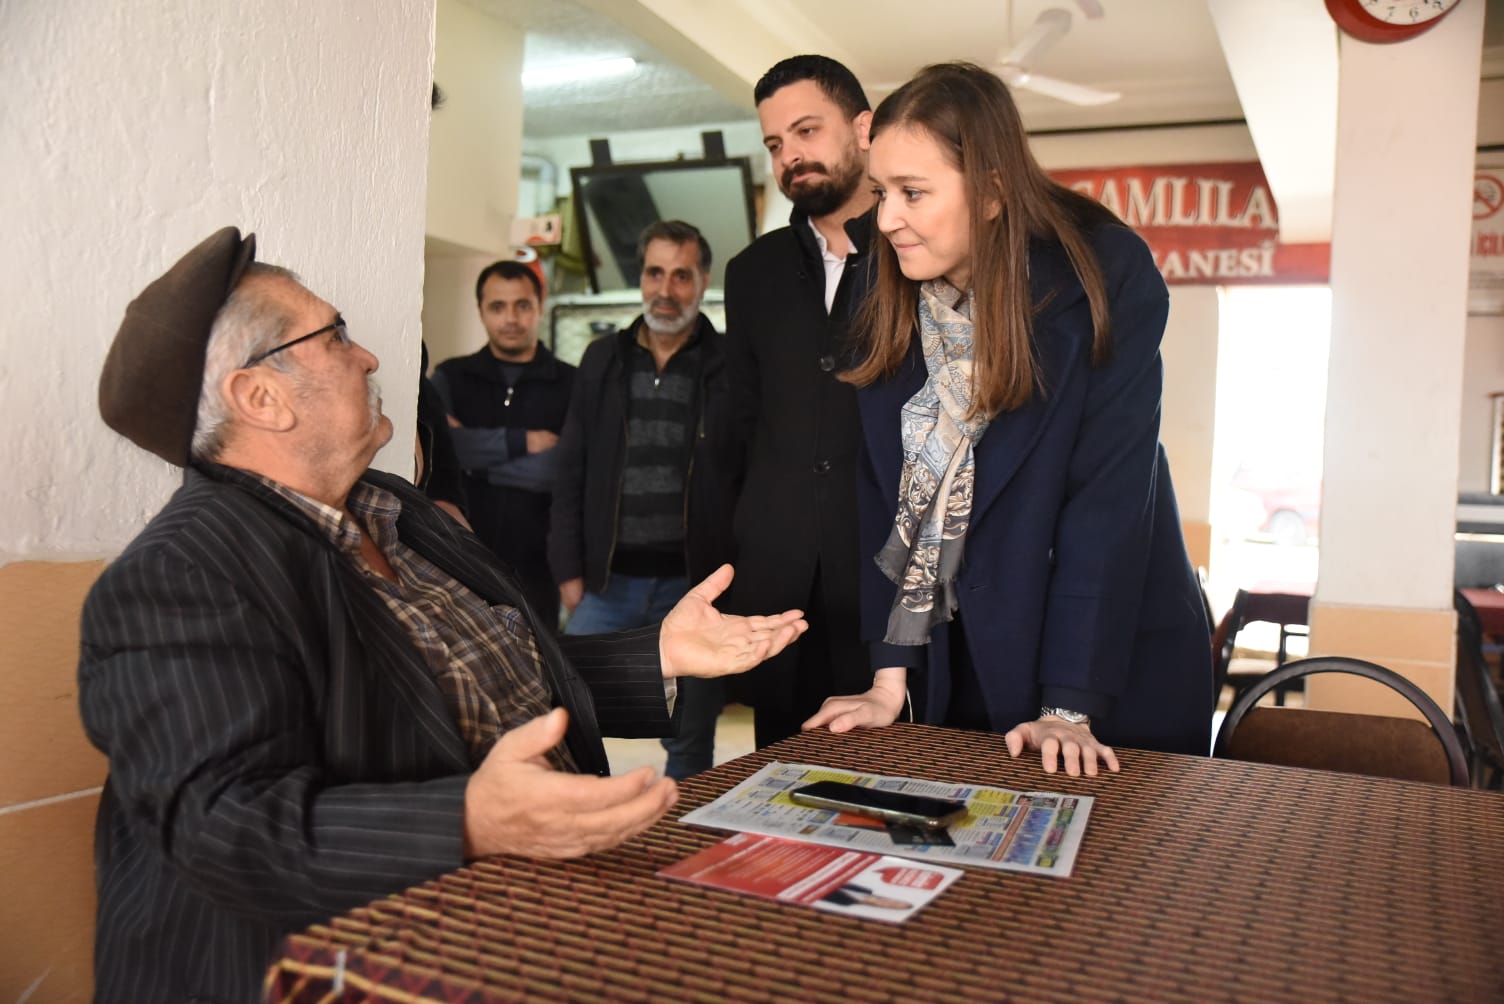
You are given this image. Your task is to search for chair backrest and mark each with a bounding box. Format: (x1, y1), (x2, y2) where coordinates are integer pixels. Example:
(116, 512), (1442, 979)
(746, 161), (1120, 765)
(1195, 567), (1215, 634)
(1452, 591), (1504, 786)
(1212, 656), (1470, 787)
(1211, 588), (1249, 702)
(1240, 590), (1310, 629)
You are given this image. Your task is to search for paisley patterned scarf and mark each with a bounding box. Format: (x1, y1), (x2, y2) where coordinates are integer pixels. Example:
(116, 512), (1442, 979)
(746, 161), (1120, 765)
(875, 279), (992, 645)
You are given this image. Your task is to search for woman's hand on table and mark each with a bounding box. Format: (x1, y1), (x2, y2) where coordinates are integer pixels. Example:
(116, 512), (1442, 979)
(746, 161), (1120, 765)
(1005, 717), (1120, 777)
(801, 667), (908, 733)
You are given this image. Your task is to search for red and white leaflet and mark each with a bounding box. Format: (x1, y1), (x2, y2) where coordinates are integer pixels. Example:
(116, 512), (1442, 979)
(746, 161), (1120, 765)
(658, 831), (963, 924)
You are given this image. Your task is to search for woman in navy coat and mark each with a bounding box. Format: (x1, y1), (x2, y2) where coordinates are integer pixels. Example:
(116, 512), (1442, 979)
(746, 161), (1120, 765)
(806, 63), (1211, 773)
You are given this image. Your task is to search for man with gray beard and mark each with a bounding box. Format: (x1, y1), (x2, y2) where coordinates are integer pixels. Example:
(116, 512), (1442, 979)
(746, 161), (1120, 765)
(550, 220), (736, 779)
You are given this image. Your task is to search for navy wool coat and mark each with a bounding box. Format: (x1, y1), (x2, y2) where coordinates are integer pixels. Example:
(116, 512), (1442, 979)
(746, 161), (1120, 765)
(857, 223), (1212, 754)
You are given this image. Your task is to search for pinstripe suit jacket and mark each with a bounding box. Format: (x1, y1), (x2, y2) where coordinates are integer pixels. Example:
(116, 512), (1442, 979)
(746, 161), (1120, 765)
(78, 463), (674, 1003)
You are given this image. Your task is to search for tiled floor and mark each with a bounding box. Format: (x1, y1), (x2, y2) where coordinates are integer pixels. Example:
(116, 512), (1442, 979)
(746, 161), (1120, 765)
(603, 702), (757, 776)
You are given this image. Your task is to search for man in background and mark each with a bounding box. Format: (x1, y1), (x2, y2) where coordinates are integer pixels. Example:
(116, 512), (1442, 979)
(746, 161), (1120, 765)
(433, 261), (573, 625)
(551, 221), (735, 779)
(723, 55), (878, 746)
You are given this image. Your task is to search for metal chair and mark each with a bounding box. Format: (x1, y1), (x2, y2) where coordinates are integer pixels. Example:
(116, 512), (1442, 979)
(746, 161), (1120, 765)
(1213, 589), (1308, 707)
(1241, 590), (1311, 666)
(1453, 591), (1504, 790)
(1213, 656), (1470, 787)
(1210, 588), (1248, 709)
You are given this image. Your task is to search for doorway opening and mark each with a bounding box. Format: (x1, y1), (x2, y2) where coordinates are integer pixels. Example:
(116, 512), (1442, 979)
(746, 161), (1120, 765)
(1206, 285), (1331, 666)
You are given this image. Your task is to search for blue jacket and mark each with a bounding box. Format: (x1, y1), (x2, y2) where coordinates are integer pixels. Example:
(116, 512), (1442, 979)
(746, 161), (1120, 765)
(857, 223), (1211, 755)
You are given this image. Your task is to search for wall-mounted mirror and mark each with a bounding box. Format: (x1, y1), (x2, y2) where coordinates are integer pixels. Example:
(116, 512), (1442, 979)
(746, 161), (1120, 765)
(571, 157), (756, 292)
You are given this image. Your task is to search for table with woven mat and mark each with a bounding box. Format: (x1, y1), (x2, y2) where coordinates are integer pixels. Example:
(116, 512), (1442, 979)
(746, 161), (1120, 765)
(265, 723), (1504, 1002)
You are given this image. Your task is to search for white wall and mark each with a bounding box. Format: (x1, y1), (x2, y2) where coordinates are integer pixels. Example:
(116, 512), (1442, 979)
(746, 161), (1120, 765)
(1459, 76), (1504, 491)
(1158, 288), (1220, 525)
(1031, 123), (1257, 168)
(1480, 77), (1504, 146)
(1458, 314), (1504, 492)
(423, 245), (496, 370)
(422, 0), (526, 375)
(426, 0), (525, 255)
(0, 0), (435, 564)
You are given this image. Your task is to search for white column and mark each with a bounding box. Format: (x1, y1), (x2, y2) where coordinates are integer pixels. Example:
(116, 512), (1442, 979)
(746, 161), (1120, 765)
(1311, 3), (1486, 712)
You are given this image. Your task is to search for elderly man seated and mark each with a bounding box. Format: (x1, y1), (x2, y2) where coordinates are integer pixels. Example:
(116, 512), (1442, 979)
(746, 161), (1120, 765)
(80, 228), (806, 1003)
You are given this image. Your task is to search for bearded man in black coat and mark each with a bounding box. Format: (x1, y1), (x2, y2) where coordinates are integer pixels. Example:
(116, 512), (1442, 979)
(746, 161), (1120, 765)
(724, 55), (879, 746)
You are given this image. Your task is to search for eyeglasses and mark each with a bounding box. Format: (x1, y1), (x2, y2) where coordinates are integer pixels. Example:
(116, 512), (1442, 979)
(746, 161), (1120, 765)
(243, 315), (349, 368)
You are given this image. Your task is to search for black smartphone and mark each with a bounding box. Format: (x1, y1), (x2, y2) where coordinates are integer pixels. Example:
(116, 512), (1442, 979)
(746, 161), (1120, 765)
(789, 780), (968, 830)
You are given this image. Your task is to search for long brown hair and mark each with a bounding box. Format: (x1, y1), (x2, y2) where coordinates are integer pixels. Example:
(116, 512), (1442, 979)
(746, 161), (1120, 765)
(845, 62), (1117, 418)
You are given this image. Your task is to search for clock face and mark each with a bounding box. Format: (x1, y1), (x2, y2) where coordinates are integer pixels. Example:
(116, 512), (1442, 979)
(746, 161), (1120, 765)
(1324, 0), (1461, 42)
(1360, 0), (1460, 26)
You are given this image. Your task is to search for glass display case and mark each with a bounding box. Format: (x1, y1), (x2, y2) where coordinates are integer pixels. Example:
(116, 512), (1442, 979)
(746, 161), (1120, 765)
(547, 290), (726, 366)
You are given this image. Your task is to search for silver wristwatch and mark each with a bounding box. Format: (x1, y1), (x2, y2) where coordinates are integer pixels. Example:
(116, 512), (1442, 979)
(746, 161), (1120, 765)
(1040, 706), (1090, 725)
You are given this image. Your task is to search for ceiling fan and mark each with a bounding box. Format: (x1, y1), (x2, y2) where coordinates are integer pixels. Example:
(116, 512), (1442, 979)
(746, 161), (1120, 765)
(994, 3), (1120, 106)
(868, 1), (1118, 107)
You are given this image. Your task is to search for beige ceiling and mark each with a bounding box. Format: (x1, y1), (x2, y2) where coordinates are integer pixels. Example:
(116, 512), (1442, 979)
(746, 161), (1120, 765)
(482, 0), (1501, 245)
(493, 0), (1502, 138)
(636, 0), (1247, 132)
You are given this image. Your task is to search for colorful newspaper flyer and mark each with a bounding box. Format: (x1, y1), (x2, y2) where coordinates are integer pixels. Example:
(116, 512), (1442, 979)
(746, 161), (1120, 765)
(659, 831), (963, 924)
(677, 761), (1093, 877)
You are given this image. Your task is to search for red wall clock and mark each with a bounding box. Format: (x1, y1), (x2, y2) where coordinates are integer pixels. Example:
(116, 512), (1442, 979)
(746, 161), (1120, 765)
(1323, 0), (1462, 44)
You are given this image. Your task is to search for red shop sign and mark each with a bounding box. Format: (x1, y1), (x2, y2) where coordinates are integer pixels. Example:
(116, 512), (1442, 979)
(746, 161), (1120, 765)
(1049, 161), (1331, 286)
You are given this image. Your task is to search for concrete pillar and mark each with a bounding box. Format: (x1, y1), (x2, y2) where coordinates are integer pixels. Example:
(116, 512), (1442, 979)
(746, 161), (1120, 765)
(1309, 4), (1486, 716)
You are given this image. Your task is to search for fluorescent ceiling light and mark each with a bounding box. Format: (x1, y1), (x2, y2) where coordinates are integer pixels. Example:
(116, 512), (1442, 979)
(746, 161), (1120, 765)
(523, 56), (637, 89)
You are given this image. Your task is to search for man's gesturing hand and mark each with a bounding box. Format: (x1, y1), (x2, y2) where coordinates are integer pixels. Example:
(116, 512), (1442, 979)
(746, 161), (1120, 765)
(659, 564), (807, 679)
(463, 708), (677, 860)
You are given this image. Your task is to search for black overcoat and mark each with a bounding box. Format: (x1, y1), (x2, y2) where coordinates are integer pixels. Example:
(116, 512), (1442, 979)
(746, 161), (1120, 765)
(78, 463), (670, 1002)
(721, 210), (875, 705)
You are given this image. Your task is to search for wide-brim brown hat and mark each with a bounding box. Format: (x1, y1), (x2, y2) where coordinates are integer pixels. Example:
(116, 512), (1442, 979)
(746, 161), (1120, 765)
(98, 226), (257, 466)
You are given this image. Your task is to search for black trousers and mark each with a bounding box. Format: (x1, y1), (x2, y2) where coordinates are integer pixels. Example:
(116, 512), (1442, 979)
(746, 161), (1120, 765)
(752, 563), (865, 748)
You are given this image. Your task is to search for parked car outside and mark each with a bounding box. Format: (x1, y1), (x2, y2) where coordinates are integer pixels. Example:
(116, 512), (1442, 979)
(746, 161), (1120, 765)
(1230, 464), (1322, 546)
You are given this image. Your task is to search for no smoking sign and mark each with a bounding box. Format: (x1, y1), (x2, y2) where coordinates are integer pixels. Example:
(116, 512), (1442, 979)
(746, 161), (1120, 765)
(1476, 172), (1504, 221)
(1473, 168), (1504, 314)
